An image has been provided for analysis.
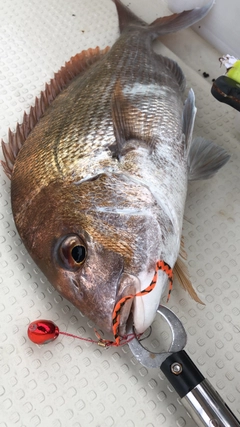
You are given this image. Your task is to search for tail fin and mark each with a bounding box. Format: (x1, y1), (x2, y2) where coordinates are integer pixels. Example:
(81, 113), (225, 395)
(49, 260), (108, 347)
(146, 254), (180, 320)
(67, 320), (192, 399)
(113, 0), (146, 32)
(149, 1), (214, 37)
(113, 0), (214, 37)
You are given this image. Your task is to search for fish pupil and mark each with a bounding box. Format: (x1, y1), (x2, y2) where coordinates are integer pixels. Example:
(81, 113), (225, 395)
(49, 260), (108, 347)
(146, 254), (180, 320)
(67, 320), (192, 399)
(71, 245), (85, 264)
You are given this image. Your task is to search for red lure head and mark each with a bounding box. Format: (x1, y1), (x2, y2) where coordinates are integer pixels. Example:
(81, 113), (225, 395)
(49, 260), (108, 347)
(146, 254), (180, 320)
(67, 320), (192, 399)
(28, 320), (59, 344)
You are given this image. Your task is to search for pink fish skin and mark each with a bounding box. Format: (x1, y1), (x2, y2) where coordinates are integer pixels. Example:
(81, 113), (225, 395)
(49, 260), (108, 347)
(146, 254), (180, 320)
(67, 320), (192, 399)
(2, 0), (229, 336)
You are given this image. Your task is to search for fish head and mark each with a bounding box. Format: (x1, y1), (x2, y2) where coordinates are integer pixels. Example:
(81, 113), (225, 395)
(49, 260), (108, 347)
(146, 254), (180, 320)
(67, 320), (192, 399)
(12, 173), (172, 336)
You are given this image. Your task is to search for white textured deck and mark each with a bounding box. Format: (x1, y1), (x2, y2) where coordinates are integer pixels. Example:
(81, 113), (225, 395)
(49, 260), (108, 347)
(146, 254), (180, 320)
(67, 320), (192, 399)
(0, 1), (240, 426)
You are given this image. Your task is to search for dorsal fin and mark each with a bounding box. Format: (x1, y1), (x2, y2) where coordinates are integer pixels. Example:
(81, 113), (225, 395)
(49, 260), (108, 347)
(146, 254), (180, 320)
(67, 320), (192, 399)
(1, 46), (110, 179)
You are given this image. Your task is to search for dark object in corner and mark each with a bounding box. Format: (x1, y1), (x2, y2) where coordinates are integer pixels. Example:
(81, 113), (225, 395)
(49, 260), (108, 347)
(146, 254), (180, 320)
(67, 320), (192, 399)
(203, 72), (209, 78)
(211, 75), (240, 111)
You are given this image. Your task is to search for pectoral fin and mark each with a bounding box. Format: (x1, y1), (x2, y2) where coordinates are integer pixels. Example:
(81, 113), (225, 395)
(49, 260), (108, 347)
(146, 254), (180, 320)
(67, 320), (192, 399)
(111, 81), (130, 157)
(188, 137), (230, 180)
(183, 88), (230, 180)
(174, 237), (204, 304)
(183, 89), (197, 156)
(111, 81), (151, 159)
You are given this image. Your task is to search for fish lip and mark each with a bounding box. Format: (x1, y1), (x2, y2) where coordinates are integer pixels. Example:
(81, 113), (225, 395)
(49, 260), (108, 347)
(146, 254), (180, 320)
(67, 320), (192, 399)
(118, 295), (134, 337)
(115, 273), (139, 337)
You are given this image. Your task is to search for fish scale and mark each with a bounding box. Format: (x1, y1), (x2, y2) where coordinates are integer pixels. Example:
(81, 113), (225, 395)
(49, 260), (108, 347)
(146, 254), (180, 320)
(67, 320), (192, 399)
(1, 0), (229, 335)
(16, 30), (182, 185)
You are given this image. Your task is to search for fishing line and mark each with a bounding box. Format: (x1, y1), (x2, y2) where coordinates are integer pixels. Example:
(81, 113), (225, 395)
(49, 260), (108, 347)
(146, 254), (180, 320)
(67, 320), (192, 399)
(112, 260), (173, 345)
(27, 319), (141, 347)
(27, 260), (173, 347)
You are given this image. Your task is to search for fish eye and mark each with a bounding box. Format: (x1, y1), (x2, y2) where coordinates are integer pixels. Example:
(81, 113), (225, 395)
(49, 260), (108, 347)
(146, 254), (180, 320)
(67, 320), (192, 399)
(58, 235), (86, 270)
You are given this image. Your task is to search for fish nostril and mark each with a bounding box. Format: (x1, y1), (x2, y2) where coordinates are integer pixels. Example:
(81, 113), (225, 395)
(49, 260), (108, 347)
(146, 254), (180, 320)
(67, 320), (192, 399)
(71, 279), (84, 299)
(72, 279), (79, 289)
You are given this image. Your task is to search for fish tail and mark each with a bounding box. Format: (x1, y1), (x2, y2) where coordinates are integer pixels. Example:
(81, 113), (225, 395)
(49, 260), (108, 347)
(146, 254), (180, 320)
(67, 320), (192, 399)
(113, 0), (214, 37)
(112, 0), (146, 32)
(148, 1), (214, 38)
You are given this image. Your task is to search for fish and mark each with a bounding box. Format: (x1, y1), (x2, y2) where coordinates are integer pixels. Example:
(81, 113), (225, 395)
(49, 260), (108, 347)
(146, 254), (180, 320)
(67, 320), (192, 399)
(1, 0), (230, 339)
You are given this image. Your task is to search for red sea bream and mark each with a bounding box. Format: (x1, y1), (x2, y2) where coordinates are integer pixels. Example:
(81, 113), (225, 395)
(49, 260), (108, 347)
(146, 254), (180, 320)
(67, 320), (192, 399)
(1, 0), (229, 337)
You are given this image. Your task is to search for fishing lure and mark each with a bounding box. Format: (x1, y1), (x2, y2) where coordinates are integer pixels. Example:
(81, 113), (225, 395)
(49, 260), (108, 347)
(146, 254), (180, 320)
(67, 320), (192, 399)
(28, 261), (173, 347)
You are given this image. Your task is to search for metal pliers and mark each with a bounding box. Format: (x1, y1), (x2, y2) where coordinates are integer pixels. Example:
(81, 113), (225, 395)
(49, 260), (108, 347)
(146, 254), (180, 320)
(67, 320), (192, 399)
(128, 306), (240, 427)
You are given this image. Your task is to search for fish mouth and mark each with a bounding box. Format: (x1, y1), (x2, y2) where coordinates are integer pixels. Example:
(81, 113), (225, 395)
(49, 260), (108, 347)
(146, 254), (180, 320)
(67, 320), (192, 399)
(115, 273), (140, 337)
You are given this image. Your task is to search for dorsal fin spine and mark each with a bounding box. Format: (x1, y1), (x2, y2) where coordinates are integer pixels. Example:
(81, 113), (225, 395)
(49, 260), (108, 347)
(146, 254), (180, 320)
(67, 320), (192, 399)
(1, 46), (110, 179)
